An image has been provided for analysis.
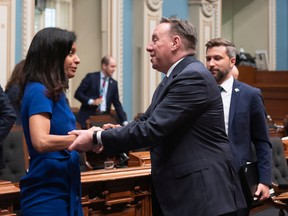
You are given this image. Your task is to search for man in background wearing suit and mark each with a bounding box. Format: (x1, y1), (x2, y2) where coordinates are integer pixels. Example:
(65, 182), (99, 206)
(0, 85), (16, 169)
(68, 17), (246, 215)
(205, 38), (272, 216)
(75, 55), (128, 129)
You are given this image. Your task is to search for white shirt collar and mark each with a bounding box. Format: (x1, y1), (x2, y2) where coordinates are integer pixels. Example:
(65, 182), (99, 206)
(219, 75), (234, 93)
(100, 71), (107, 80)
(166, 57), (184, 77)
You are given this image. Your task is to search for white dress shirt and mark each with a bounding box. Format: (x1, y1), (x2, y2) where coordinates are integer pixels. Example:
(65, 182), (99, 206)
(219, 75), (234, 135)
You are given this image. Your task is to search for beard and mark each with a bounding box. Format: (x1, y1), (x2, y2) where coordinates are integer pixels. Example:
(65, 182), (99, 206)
(215, 68), (230, 83)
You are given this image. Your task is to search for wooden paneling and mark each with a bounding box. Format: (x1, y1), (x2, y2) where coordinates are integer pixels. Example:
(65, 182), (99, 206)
(0, 166), (152, 216)
(0, 181), (20, 215)
(81, 166), (152, 216)
(238, 66), (288, 123)
(128, 152), (151, 167)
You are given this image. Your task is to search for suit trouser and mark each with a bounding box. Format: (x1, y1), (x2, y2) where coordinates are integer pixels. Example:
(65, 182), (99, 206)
(151, 182), (240, 216)
(151, 183), (164, 216)
(235, 207), (249, 216)
(220, 212), (238, 216)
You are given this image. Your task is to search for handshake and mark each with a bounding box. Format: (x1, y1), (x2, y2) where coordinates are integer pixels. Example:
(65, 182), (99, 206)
(67, 123), (121, 153)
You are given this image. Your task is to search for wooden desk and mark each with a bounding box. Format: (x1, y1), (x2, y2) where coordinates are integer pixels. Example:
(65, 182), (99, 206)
(0, 165), (152, 216)
(128, 152), (151, 167)
(81, 165), (152, 216)
(0, 181), (20, 215)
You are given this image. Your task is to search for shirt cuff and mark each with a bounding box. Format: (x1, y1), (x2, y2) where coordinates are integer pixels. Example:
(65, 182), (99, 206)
(97, 131), (103, 145)
(88, 99), (94, 105)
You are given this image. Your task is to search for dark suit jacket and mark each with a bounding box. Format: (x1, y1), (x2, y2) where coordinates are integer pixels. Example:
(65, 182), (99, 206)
(228, 79), (272, 185)
(5, 84), (21, 125)
(100, 56), (246, 215)
(74, 71), (127, 128)
(0, 85), (16, 169)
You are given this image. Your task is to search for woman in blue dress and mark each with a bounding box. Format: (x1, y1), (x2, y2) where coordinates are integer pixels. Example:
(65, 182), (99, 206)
(19, 27), (82, 215)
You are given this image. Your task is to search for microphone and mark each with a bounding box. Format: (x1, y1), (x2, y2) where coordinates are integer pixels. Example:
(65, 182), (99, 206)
(116, 153), (129, 168)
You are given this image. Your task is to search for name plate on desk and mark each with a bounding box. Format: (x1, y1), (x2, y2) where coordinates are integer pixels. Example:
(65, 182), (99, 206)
(128, 151), (151, 167)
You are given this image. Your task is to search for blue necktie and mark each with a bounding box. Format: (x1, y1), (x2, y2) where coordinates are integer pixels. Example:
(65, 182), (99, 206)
(218, 86), (224, 93)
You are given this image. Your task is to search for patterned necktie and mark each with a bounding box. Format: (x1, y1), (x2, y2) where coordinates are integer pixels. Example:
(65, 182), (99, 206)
(100, 77), (107, 98)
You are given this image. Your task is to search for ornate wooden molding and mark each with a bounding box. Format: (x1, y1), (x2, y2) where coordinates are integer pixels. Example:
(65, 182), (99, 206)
(22, 0), (34, 58)
(189, 0), (221, 62)
(201, 1), (214, 17)
(101, 0), (124, 102)
(0, 0), (15, 86)
(268, 0), (276, 70)
(146, 0), (162, 11)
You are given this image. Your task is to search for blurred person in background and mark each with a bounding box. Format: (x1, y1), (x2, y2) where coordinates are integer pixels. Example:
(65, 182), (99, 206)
(5, 59), (25, 125)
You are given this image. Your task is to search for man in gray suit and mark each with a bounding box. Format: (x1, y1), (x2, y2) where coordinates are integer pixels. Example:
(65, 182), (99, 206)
(68, 17), (246, 216)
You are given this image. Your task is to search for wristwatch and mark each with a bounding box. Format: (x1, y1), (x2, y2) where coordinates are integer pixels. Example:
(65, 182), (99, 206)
(92, 131), (103, 149)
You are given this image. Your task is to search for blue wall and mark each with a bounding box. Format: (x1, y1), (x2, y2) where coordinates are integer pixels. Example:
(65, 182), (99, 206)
(15, 0), (23, 63)
(123, 0), (133, 120)
(276, 0), (288, 70)
(162, 0), (188, 19)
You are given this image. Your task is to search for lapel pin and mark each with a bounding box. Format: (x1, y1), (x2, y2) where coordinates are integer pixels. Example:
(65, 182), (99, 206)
(234, 88), (239, 92)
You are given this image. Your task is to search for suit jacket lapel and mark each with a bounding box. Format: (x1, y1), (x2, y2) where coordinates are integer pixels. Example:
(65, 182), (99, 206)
(229, 80), (241, 129)
(151, 55), (196, 111)
(150, 78), (165, 111)
(95, 72), (101, 97)
(106, 78), (114, 102)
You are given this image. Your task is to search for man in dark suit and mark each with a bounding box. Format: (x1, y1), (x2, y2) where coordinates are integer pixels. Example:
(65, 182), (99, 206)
(0, 85), (16, 169)
(74, 55), (127, 128)
(205, 38), (272, 215)
(68, 17), (246, 216)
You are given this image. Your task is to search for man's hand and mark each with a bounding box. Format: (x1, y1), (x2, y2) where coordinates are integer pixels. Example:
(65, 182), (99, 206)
(102, 123), (121, 130)
(93, 98), (103, 106)
(88, 126), (103, 131)
(68, 129), (101, 152)
(255, 183), (270, 201)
